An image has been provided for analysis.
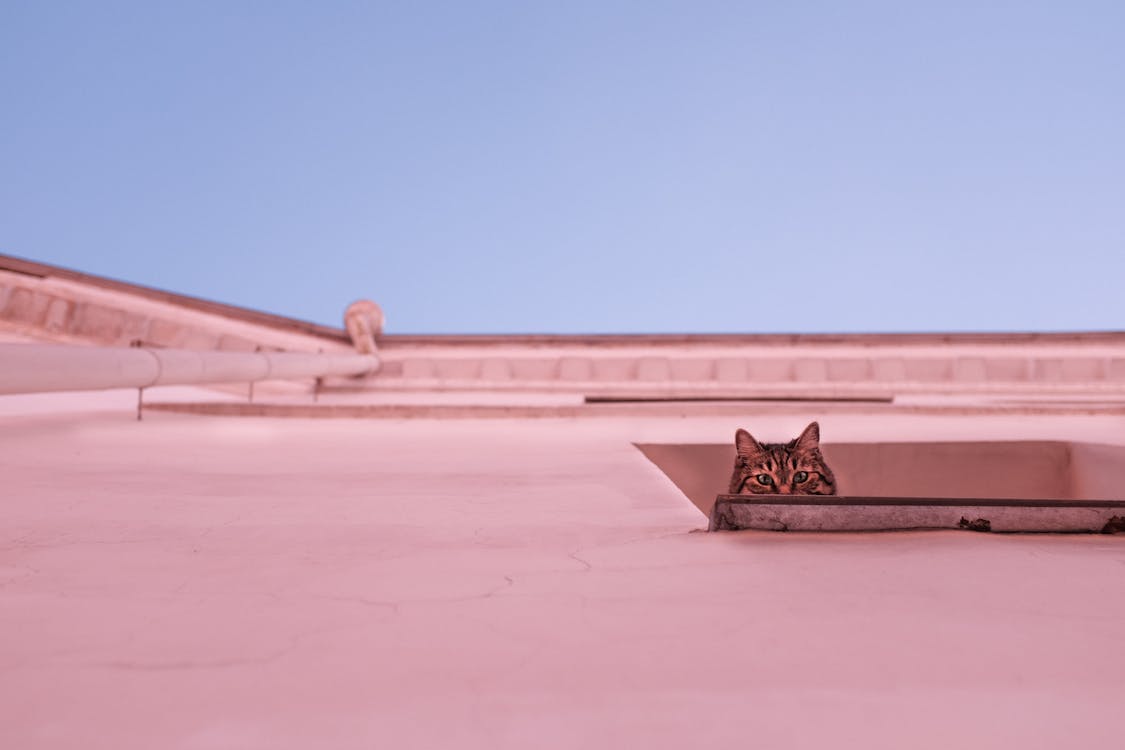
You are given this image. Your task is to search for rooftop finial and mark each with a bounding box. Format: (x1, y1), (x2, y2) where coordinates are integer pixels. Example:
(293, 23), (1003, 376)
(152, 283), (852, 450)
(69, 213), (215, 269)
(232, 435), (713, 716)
(344, 299), (384, 355)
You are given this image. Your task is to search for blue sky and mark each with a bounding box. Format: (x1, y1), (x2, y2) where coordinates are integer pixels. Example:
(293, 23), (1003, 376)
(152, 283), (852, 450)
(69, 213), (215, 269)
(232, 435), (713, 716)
(2, 1), (1123, 333)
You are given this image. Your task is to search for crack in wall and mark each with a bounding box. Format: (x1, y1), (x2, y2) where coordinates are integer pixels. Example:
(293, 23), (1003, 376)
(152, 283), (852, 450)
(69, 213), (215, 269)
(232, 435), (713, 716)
(567, 550), (593, 572)
(90, 625), (350, 672)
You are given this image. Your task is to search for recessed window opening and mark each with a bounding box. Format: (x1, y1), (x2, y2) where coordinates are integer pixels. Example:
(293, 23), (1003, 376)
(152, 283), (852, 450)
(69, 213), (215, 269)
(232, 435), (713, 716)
(636, 440), (1125, 533)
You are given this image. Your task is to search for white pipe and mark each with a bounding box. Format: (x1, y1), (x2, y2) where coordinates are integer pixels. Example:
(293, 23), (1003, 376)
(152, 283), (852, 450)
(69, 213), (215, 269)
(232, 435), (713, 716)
(0, 343), (379, 395)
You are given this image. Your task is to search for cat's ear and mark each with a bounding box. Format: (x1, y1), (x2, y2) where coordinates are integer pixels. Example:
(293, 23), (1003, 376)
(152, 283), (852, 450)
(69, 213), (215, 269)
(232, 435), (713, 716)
(794, 421), (821, 452)
(735, 428), (763, 457)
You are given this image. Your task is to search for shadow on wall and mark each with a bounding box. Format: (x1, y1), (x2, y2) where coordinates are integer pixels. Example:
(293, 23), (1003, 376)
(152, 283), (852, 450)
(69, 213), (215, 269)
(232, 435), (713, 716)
(635, 441), (1125, 518)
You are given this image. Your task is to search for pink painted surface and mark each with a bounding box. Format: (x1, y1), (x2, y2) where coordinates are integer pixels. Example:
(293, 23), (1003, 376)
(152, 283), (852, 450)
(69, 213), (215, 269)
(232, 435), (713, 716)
(2, 400), (1125, 748)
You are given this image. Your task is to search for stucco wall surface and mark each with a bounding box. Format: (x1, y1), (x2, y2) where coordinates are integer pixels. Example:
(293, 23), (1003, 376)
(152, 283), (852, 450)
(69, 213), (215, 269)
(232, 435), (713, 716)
(2, 404), (1124, 749)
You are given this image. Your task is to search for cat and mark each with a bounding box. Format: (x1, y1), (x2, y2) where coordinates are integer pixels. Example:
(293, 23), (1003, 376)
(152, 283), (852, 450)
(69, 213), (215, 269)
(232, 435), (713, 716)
(728, 421), (837, 495)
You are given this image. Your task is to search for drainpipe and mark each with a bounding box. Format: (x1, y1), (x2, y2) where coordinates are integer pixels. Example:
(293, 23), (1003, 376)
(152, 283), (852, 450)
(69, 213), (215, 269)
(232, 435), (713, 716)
(0, 343), (379, 395)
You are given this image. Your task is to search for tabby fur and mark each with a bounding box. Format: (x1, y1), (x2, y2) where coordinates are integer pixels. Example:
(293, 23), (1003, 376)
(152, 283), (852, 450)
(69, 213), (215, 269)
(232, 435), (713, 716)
(728, 421), (837, 495)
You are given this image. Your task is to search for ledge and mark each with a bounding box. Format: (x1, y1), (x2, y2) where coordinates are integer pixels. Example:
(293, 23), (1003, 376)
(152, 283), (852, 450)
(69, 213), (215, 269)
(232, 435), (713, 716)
(709, 495), (1125, 533)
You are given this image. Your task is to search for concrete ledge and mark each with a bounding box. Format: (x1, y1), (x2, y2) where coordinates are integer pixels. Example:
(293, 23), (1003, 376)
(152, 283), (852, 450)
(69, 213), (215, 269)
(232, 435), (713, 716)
(140, 398), (1125, 420)
(709, 495), (1125, 533)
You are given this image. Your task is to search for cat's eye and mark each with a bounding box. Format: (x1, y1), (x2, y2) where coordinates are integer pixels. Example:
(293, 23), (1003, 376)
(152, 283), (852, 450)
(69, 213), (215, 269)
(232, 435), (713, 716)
(794, 471), (809, 483)
(756, 474), (774, 486)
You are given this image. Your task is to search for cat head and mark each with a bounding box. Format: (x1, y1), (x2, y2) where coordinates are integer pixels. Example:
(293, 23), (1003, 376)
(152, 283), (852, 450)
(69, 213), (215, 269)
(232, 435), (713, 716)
(729, 421), (837, 495)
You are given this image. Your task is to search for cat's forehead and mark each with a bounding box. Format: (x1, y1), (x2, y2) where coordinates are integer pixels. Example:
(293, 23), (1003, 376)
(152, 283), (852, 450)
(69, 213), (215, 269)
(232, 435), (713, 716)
(746, 442), (812, 464)
(748, 443), (787, 460)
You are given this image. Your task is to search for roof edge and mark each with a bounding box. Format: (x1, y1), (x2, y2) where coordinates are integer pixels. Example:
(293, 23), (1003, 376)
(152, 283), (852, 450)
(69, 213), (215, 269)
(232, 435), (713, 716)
(5, 253), (1123, 347)
(0, 253), (349, 342)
